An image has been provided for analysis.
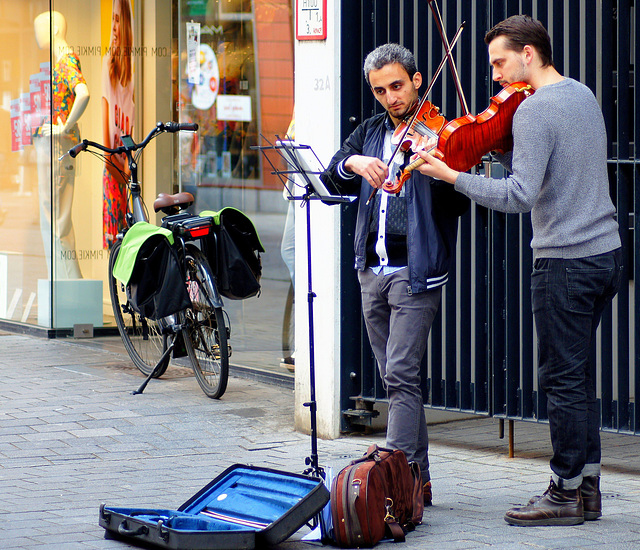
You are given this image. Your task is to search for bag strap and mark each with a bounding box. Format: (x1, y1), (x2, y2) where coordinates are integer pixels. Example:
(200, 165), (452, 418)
(342, 466), (364, 547)
(385, 519), (406, 543)
(384, 498), (406, 543)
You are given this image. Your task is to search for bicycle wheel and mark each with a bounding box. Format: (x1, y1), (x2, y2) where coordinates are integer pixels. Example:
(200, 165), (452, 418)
(182, 246), (229, 399)
(108, 240), (170, 377)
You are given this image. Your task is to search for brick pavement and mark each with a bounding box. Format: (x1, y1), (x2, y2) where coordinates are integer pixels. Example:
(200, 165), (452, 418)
(1, 332), (639, 549)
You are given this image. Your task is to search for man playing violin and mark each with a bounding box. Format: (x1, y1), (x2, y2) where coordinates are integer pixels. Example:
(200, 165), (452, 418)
(417, 15), (622, 526)
(322, 43), (468, 506)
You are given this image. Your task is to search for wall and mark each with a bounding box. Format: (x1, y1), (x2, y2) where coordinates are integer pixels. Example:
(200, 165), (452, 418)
(292, 0), (343, 438)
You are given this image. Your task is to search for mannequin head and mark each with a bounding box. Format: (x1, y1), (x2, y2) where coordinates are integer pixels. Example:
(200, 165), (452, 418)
(34, 11), (67, 50)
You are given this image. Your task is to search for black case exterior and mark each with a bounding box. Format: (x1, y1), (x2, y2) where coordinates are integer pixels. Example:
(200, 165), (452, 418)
(99, 465), (329, 549)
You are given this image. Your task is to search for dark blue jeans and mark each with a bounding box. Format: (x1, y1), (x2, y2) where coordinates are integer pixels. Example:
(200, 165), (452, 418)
(531, 248), (622, 489)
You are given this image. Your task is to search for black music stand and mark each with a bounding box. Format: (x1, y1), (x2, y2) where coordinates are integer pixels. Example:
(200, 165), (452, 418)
(253, 136), (354, 482)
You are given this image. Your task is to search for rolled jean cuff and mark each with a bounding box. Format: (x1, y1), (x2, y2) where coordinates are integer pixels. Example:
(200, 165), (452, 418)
(581, 463), (601, 478)
(552, 472), (582, 490)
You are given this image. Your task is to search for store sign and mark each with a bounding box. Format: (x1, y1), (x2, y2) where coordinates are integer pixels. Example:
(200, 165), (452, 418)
(216, 95), (252, 122)
(191, 44), (219, 111)
(20, 93), (32, 147)
(296, 0), (327, 40)
(186, 22), (201, 85)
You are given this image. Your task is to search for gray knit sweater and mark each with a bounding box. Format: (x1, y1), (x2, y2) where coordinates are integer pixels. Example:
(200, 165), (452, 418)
(455, 77), (620, 259)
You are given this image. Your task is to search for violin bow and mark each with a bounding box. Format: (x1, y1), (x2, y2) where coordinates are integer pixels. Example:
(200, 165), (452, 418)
(367, 22), (465, 204)
(387, 21), (465, 166)
(428, 0), (469, 116)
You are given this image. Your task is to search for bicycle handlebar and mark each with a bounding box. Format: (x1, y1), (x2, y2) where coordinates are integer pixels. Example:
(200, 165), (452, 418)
(68, 141), (88, 158)
(163, 121), (199, 133)
(67, 121), (198, 158)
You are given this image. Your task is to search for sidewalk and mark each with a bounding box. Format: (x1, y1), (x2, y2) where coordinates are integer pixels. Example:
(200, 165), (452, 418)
(1, 331), (639, 549)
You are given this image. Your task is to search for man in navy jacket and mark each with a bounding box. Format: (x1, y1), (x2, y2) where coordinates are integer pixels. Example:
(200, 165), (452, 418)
(322, 43), (468, 505)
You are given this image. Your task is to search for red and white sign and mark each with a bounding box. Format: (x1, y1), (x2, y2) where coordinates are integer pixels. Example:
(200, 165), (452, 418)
(296, 0), (327, 41)
(216, 95), (252, 122)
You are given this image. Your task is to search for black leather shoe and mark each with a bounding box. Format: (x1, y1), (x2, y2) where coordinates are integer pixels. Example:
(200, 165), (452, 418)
(504, 479), (584, 526)
(581, 476), (602, 521)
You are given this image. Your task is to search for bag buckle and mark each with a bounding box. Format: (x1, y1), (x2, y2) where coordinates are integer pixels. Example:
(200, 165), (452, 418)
(384, 497), (396, 523)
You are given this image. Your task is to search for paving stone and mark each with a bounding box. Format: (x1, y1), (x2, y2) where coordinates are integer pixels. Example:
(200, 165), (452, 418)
(1, 332), (640, 548)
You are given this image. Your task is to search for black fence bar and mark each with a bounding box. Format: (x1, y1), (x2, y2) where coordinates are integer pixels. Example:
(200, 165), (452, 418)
(635, 163), (640, 433)
(338, 0), (639, 436)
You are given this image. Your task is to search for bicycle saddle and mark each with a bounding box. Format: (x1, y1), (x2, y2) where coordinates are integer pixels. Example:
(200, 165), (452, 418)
(153, 192), (195, 214)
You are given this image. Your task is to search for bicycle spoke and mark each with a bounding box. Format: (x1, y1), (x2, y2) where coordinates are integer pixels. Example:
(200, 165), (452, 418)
(109, 241), (169, 378)
(182, 246), (229, 399)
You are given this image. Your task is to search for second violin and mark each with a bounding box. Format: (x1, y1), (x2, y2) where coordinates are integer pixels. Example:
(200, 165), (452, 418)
(433, 82), (534, 172)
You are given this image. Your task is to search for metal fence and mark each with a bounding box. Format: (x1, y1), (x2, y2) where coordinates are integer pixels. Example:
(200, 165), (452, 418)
(338, 0), (639, 435)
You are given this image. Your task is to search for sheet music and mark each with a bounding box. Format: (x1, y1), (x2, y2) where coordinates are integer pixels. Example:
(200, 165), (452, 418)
(253, 137), (356, 204)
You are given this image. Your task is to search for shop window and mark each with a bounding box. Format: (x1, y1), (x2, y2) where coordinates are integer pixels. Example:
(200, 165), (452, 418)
(176, 0), (296, 375)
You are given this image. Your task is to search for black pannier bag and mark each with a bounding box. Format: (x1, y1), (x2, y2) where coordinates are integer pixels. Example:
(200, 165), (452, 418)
(200, 208), (265, 300)
(126, 235), (191, 319)
(113, 223), (191, 320)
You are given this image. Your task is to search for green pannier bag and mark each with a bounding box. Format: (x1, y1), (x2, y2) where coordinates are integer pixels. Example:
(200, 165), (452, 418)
(113, 222), (191, 320)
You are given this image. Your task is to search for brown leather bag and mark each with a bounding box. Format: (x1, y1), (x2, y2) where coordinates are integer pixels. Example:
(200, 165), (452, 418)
(330, 444), (424, 548)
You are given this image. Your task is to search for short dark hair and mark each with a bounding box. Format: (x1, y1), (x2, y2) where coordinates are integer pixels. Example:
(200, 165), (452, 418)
(363, 43), (417, 85)
(484, 15), (554, 67)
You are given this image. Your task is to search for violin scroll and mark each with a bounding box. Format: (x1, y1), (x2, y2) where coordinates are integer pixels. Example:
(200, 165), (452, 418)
(382, 156), (428, 194)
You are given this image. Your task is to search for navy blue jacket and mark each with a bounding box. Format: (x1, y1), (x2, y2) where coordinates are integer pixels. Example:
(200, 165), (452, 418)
(323, 113), (469, 294)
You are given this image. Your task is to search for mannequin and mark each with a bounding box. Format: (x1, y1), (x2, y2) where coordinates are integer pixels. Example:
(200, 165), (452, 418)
(33, 11), (89, 279)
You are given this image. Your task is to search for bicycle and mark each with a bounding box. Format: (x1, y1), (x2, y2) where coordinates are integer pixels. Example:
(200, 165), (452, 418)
(67, 121), (230, 399)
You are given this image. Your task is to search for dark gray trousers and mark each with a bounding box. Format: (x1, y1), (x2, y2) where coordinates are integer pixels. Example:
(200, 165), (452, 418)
(358, 268), (442, 481)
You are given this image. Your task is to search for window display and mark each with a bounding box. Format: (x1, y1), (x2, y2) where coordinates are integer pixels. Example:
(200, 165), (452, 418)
(0, 0), (296, 378)
(0, 0), (127, 328)
(176, 0), (296, 375)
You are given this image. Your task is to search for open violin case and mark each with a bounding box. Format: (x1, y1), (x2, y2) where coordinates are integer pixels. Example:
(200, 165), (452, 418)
(99, 464), (329, 549)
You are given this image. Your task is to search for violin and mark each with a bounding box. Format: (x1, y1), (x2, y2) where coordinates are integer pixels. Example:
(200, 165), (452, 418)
(364, 16), (465, 205)
(382, 82), (534, 194)
(434, 82), (534, 171)
(391, 100), (448, 154)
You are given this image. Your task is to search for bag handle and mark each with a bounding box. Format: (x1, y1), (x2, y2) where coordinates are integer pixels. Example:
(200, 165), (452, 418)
(348, 443), (397, 465)
(118, 521), (149, 537)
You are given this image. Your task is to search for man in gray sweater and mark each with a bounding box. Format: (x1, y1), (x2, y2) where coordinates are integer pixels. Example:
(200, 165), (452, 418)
(417, 15), (622, 526)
